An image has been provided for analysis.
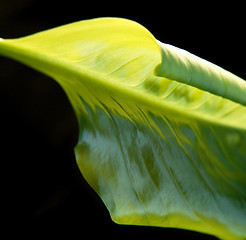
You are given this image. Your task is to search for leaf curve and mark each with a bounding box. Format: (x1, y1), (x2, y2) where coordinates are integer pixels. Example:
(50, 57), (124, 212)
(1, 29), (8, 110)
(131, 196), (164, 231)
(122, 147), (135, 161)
(0, 17), (246, 240)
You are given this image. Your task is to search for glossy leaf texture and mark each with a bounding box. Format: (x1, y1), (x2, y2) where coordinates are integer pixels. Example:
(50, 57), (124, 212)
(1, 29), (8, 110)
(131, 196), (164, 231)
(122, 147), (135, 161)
(0, 18), (246, 240)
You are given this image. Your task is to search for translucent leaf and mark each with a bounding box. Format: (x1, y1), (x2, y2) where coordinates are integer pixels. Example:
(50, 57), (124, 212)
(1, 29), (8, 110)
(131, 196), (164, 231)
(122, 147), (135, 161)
(0, 18), (246, 240)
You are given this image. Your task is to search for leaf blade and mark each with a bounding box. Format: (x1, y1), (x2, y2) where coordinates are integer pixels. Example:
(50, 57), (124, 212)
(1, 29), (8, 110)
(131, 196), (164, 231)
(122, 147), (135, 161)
(0, 17), (246, 239)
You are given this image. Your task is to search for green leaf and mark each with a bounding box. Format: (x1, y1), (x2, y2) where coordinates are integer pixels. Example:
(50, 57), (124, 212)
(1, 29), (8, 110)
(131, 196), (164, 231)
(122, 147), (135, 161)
(0, 17), (246, 240)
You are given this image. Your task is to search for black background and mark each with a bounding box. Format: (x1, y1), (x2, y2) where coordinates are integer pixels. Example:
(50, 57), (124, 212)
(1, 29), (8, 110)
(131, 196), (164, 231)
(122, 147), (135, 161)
(0, 1), (244, 238)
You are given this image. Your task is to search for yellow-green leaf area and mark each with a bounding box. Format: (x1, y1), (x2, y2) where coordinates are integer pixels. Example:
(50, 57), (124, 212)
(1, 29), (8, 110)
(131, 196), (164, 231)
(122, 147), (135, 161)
(0, 18), (245, 240)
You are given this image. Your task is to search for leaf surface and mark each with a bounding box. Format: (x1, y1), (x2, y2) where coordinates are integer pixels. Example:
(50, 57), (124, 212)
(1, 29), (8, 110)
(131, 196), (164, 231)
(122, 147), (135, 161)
(0, 18), (246, 240)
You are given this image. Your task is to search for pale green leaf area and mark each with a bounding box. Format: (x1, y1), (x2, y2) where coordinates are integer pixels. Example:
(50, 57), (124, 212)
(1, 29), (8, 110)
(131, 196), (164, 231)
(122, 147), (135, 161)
(0, 18), (246, 239)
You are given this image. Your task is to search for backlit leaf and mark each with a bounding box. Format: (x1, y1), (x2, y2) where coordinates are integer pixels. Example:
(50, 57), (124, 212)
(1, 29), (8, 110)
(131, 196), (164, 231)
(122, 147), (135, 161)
(0, 18), (246, 239)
